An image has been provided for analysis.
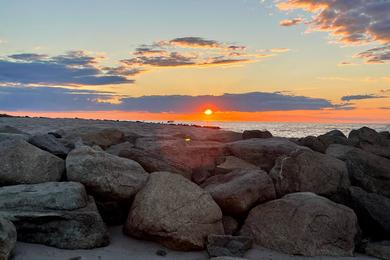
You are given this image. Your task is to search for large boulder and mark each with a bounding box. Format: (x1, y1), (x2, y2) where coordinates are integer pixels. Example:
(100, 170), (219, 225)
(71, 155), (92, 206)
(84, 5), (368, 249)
(326, 144), (355, 161)
(124, 172), (224, 250)
(242, 130), (272, 140)
(241, 192), (358, 256)
(269, 149), (350, 199)
(202, 169), (276, 217)
(135, 137), (227, 173)
(317, 130), (348, 148)
(0, 182), (109, 249)
(228, 138), (307, 172)
(365, 241), (390, 260)
(0, 218), (16, 260)
(28, 133), (70, 158)
(295, 136), (326, 153)
(58, 127), (125, 149)
(107, 142), (191, 178)
(214, 156), (258, 175)
(0, 133), (29, 143)
(0, 139), (64, 186)
(348, 186), (390, 238)
(349, 127), (390, 159)
(66, 146), (148, 201)
(0, 125), (27, 135)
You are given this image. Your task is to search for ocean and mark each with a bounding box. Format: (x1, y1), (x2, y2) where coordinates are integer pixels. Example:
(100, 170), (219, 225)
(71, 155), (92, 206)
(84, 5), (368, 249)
(163, 121), (390, 138)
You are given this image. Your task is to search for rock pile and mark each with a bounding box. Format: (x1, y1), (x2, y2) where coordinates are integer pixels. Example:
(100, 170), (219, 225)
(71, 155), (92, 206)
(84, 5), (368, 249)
(0, 120), (389, 259)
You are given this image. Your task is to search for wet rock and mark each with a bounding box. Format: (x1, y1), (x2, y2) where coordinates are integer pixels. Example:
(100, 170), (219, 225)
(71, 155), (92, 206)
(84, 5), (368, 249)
(242, 130), (272, 140)
(28, 133), (70, 158)
(0, 182), (109, 249)
(241, 192), (358, 256)
(206, 234), (252, 258)
(202, 169), (276, 217)
(228, 138), (307, 172)
(0, 218), (16, 260)
(269, 149), (350, 198)
(124, 172), (224, 250)
(0, 139), (64, 186)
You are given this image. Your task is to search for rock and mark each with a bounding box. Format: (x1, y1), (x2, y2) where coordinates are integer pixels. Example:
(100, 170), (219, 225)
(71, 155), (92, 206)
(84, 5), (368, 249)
(359, 142), (390, 159)
(206, 234), (252, 258)
(365, 241), (390, 260)
(59, 127), (125, 149)
(242, 130), (272, 140)
(269, 149), (350, 198)
(345, 147), (390, 197)
(296, 136), (326, 153)
(0, 139), (64, 186)
(241, 192), (358, 256)
(28, 134), (70, 158)
(0, 133), (29, 143)
(348, 186), (390, 238)
(204, 131), (243, 143)
(156, 249), (167, 256)
(0, 218), (16, 260)
(0, 182), (109, 249)
(135, 137), (226, 173)
(318, 130), (348, 148)
(326, 144), (355, 161)
(209, 257), (248, 260)
(0, 125), (26, 134)
(202, 169), (276, 217)
(66, 146), (148, 201)
(107, 142), (191, 178)
(228, 138), (307, 172)
(380, 131), (390, 139)
(222, 216), (239, 235)
(124, 172), (224, 250)
(349, 127), (384, 146)
(191, 168), (212, 185)
(215, 156), (258, 175)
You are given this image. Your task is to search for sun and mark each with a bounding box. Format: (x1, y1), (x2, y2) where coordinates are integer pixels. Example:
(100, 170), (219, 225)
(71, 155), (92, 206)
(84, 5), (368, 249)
(204, 108), (213, 116)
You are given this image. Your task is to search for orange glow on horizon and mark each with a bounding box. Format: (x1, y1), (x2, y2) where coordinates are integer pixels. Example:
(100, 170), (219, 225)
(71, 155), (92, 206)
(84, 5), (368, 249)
(204, 108), (213, 116)
(2, 109), (390, 124)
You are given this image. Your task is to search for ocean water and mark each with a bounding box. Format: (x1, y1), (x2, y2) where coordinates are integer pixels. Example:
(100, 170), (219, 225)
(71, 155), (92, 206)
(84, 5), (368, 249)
(171, 121), (390, 138)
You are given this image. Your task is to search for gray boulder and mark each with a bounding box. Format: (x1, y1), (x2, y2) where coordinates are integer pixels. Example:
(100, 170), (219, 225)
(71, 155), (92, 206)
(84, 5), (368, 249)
(202, 169), (276, 216)
(269, 149), (350, 198)
(0, 125), (27, 135)
(58, 127), (125, 149)
(206, 234), (252, 258)
(28, 134), (70, 158)
(0, 133), (29, 143)
(241, 192), (358, 256)
(318, 130), (348, 148)
(348, 186), (390, 238)
(0, 139), (64, 186)
(66, 146), (148, 201)
(242, 130), (272, 140)
(0, 218), (16, 260)
(228, 138), (307, 172)
(380, 131), (390, 139)
(0, 182), (109, 249)
(107, 142), (191, 178)
(124, 172), (224, 250)
(214, 156), (258, 175)
(295, 136), (326, 153)
(326, 144), (355, 161)
(349, 127), (390, 158)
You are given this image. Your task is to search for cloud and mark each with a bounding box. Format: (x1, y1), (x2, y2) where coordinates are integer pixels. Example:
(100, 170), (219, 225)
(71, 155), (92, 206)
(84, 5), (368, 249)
(0, 51), (134, 86)
(355, 44), (390, 64)
(275, 0), (390, 63)
(280, 18), (304, 26)
(121, 37), (285, 70)
(160, 37), (223, 49)
(341, 94), (385, 102)
(0, 86), (339, 113)
(338, 61), (358, 66)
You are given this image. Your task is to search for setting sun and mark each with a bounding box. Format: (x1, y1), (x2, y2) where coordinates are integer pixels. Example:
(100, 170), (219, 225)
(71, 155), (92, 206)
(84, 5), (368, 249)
(204, 108), (213, 116)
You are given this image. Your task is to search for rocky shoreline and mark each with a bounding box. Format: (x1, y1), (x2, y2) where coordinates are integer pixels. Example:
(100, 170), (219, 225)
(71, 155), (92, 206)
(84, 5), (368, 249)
(0, 117), (389, 260)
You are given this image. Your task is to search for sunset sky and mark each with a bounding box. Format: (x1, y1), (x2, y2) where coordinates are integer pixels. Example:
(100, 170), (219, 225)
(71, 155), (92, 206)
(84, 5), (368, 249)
(0, 0), (389, 122)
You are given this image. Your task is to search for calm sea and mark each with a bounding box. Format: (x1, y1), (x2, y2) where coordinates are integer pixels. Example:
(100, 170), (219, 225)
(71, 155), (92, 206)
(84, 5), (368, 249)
(155, 121), (390, 138)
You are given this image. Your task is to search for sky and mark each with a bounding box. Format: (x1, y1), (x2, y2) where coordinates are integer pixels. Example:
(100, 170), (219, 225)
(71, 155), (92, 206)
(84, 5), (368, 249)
(0, 0), (389, 123)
